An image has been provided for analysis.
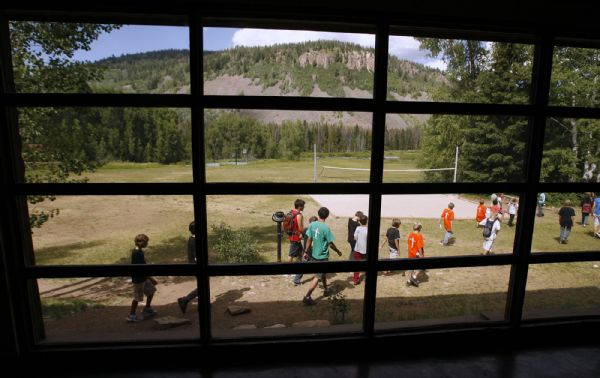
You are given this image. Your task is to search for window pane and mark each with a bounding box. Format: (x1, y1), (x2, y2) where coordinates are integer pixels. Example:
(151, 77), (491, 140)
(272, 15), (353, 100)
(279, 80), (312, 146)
(204, 27), (374, 98)
(204, 109), (372, 183)
(388, 35), (533, 104)
(523, 262), (600, 319)
(206, 195), (369, 264)
(211, 274), (363, 339)
(29, 195), (194, 265)
(10, 22), (189, 94)
(383, 114), (529, 183)
(375, 266), (510, 330)
(542, 118), (600, 183)
(379, 194), (517, 259)
(549, 46), (600, 108)
(37, 276), (200, 344)
(531, 192), (600, 252)
(17, 107), (192, 183)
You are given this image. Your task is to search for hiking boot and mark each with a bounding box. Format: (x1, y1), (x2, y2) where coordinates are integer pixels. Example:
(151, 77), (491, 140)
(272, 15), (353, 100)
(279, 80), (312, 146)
(178, 297), (188, 314)
(302, 296), (316, 305)
(126, 314), (139, 322)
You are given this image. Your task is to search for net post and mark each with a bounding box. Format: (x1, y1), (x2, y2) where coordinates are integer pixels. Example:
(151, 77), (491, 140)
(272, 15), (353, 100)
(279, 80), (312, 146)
(314, 143), (317, 183)
(453, 146), (459, 183)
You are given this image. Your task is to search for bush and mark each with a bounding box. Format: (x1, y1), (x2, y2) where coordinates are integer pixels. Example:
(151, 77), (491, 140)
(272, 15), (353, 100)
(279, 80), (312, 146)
(41, 298), (104, 319)
(210, 222), (262, 263)
(327, 292), (350, 324)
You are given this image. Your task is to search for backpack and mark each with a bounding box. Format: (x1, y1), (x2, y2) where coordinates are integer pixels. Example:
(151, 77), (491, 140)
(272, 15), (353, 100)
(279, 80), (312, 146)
(282, 210), (299, 236)
(482, 219), (496, 238)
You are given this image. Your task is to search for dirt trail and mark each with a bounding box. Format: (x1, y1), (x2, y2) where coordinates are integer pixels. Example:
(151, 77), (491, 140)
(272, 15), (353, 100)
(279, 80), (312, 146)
(311, 194), (478, 219)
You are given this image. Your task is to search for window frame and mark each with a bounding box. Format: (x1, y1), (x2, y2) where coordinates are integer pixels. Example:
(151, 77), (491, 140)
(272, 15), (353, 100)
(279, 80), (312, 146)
(1, 7), (599, 353)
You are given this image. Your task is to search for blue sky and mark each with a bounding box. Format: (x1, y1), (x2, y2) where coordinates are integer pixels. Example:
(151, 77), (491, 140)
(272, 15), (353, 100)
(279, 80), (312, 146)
(72, 25), (445, 69)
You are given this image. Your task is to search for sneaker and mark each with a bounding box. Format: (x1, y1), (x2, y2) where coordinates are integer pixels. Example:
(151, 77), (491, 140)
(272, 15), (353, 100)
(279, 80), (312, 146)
(409, 277), (419, 287)
(293, 279), (302, 286)
(142, 307), (157, 318)
(178, 297), (188, 314)
(126, 314), (139, 322)
(302, 296), (316, 306)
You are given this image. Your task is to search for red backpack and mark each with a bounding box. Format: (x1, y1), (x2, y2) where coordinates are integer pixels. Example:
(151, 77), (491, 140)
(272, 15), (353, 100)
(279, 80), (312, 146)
(282, 210), (300, 236)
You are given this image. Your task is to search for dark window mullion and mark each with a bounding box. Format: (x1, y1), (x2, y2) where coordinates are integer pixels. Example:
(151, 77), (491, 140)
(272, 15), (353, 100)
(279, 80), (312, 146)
(363, 21), (389, 338)
(2, 93), (191, 108)
(384, 101), (534, 116)
(505, 34), (555, 327)
(203, 95), (374, 112)
(190, 14), (211, 344)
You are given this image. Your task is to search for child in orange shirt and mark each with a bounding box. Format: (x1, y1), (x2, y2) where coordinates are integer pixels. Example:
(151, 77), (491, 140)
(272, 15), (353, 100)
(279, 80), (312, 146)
(439, 202), (455, 246)
(406, 222), (425, 287)
(476, 199), (486, 226)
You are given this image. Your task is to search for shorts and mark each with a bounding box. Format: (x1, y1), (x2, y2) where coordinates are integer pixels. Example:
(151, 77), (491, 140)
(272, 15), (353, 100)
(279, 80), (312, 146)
(483, 238), (495, 252)
(388, 248), (399, 259)
(595, 216), (600, 227)
(309, 256), (328, 281)
(289, 241), (303, 258)
(133, 279), (156, 302)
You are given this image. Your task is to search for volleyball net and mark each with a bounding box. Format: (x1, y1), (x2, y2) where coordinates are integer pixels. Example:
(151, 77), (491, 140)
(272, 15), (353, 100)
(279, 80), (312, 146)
(318, 165), (456, 182)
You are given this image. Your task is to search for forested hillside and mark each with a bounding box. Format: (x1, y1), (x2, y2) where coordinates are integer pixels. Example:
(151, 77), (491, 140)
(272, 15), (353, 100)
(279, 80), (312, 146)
(63, 41), (446, 163)
(90, 41), (446, 102)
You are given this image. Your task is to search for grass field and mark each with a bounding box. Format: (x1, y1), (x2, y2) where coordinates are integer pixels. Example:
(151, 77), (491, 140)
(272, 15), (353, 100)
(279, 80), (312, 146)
(82, 150), (426, 183)
(30, 159), (600, 336)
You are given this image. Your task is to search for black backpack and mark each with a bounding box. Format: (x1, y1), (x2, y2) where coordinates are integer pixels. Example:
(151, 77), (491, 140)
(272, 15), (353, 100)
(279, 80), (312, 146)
(482, 219), (497, 238)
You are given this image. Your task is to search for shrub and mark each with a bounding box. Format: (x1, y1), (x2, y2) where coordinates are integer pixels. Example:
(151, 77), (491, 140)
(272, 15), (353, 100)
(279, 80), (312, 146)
(41, 298), (104, 319)
(210, 222), (262, 263)
(327, 292), (350, 324)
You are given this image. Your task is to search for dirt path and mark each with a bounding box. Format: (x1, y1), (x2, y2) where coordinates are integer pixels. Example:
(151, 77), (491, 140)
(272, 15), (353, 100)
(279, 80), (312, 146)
(310, 194), (478, 219)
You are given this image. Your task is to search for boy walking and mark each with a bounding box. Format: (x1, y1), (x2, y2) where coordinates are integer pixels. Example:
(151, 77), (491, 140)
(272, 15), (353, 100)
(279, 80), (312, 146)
(406, 222), (425, 287)
(352, 215), (368, 285)
(476, 199), (486, 227)
(302, 207), (342, 305)
(287, 199), (305, 285)
(480, 211), (501, 255)
(380, 218), (401, 276)
(558, 200), (575, 244)
(347, 211), (364, 261)
(508, 198), (518, 227)
(292, 215), (318, 286)
(127, 234), (158, 322)
(439, 202), (455, 246)
(537, 192), (546, 217)
(178, 221), (198, 313)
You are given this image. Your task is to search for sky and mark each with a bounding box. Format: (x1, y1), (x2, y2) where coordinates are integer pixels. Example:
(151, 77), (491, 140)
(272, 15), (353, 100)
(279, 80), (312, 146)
(72, 25), (446, 70)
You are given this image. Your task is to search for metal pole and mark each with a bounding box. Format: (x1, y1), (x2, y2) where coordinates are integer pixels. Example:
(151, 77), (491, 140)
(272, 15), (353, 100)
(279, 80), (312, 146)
(314, 143), (317, 183)
(453, 146), (459, 183)
(276, 222), (282, 262)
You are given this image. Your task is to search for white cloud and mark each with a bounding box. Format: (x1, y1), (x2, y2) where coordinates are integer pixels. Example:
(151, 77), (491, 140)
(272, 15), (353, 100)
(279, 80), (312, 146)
(389, 36), (447, 70)
(232, 29), (446, 70)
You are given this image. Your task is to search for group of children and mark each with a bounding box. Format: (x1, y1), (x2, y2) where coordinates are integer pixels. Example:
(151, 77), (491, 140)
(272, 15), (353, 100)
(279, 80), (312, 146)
(126, 192), (599, 317)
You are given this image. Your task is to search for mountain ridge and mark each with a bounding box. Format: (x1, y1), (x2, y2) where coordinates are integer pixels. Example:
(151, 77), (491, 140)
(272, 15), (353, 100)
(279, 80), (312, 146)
(90, 41), (447, 129)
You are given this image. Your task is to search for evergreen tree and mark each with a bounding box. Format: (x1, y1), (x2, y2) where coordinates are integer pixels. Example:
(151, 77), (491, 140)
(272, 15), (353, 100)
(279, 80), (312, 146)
(419, 41), (532, 182)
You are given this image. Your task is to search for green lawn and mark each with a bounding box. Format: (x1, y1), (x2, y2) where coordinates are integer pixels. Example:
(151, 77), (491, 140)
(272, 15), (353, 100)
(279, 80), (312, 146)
(84, 150), (425, 183)
(32, 158), (599, 325)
